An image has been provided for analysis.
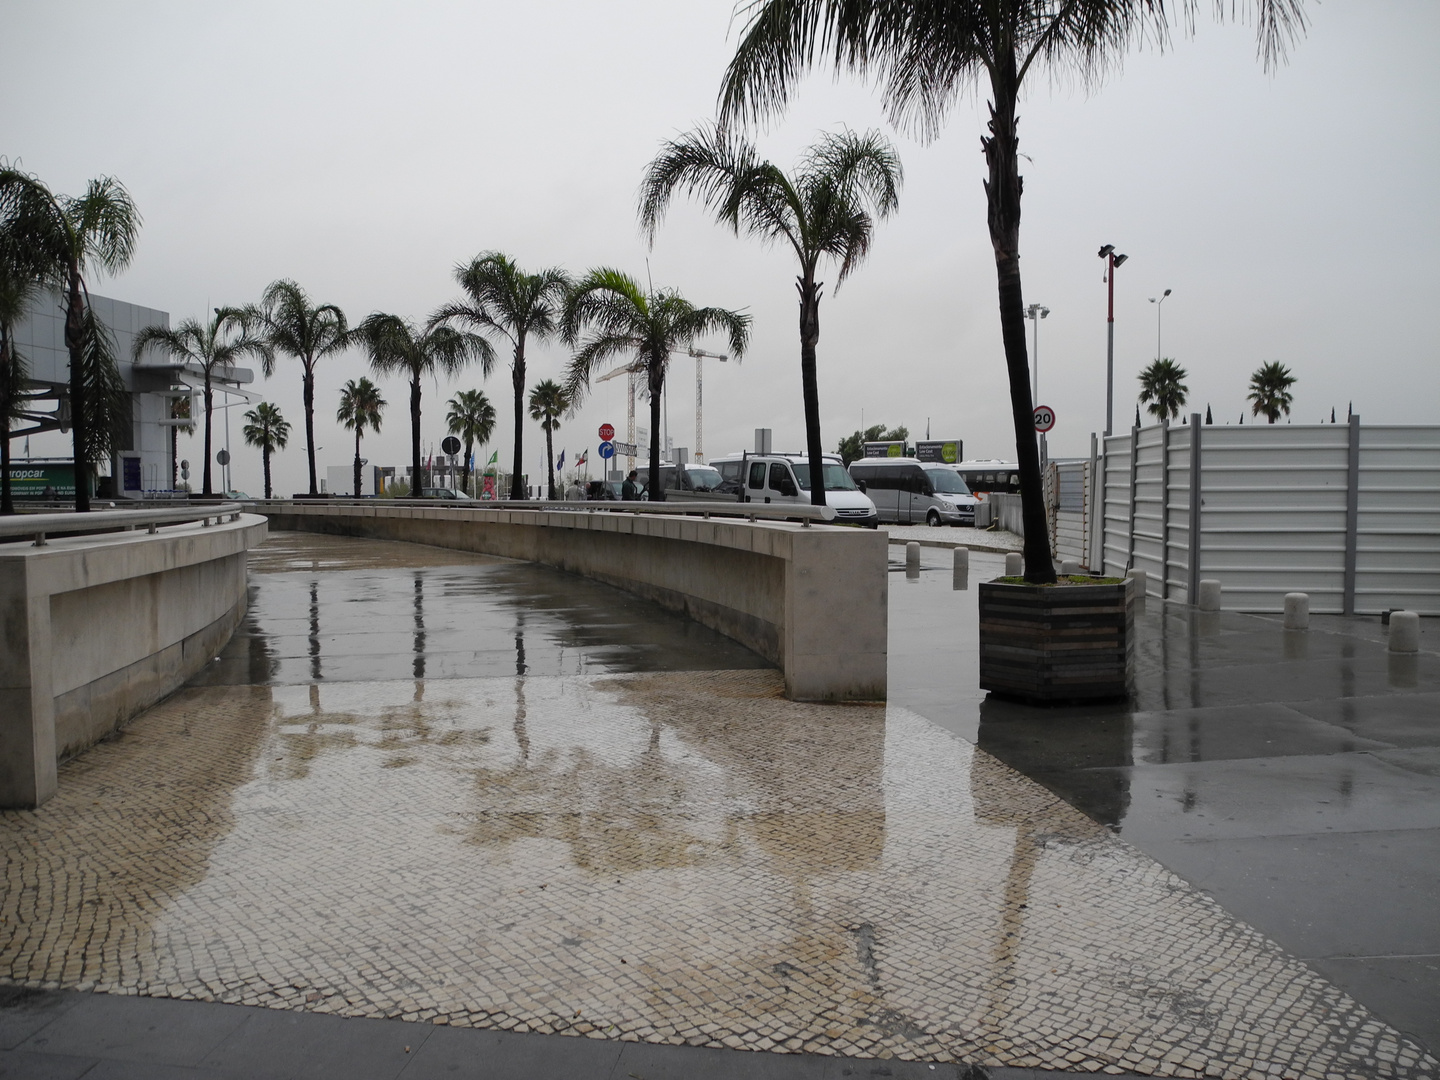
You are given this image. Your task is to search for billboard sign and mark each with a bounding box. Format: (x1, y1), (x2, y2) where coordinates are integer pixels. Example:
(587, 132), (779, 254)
(915, 440), (962, 464)
(862, 441), (907, 458)
(8, 461), (76, 499)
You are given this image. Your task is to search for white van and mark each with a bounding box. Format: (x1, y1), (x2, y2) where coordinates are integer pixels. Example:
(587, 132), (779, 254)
(847, 457), (977, 526)
(712, 452), (879, 527)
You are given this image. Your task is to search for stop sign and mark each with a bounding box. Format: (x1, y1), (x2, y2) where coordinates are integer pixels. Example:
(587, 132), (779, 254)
(598, 423), (615, 441)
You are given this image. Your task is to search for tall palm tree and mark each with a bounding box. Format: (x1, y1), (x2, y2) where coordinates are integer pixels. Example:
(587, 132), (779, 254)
(168, 394), (194, 489)
(640, 125), (901, 507)
(336, 377), (385, 496)
(355, 313), (489, 499)
(717, 0), (1306, 581)
(430, 253), (568, 500)
(0, 224), (39, 514)
(258, 279), (349, 496)
(242, 401), (290, 500)
(562, 269), (750, 502)
(527, 380), (570, 500)
(446, 388), (496, 496)
(133, 309), (272, 496)
(1248, 361), (1296, 424)
(0, 167), (141, 511)
(1137, 359), (1189, 424)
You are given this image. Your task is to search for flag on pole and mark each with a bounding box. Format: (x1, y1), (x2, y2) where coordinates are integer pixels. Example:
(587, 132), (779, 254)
(576, 451), (587, 466)
(556, 450), (566, 472)
(487, 450), (499, 466)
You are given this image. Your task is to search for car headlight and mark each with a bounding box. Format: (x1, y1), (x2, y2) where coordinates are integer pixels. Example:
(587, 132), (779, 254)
(941, 501), (955, 510)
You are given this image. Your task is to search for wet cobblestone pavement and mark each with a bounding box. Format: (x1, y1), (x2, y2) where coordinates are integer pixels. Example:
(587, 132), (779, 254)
(2, 533), (1437, 1079)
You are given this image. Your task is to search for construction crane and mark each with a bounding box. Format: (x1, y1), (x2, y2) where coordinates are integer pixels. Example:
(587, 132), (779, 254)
(593, 345), (729, 470)
(595, 361), (643, 473)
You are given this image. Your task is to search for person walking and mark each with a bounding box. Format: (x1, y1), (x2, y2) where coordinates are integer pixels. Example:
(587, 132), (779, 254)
(621, 469), (640, 501)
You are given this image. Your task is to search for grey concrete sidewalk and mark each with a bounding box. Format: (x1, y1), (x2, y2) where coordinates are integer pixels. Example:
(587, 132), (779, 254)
(0, 985), (1144, 1080)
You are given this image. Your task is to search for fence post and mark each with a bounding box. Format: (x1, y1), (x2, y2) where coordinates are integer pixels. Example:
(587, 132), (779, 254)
(1343, 413), (1361, 616)
(1088, 432), (1100, 571)
(1187, 414), (1203, 605)
(1128, 424), (1140, 573)
(1160, 422), (1171, 599)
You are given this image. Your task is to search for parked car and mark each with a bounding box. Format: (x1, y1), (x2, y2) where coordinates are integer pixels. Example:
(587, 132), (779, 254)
(639, 462), (735, 502)
(422, 487), (472, 499)
(711, 452), (879, 527)
(847, 457), (977, 526)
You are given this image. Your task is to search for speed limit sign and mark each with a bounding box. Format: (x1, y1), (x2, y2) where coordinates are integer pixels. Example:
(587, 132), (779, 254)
(1033, 405), (1056, 433)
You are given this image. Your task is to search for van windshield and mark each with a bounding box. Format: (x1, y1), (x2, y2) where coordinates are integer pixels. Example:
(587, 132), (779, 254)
(792, 463), (858, 491)
(684, 466), (724, 491)
(925, 468), (971, 495)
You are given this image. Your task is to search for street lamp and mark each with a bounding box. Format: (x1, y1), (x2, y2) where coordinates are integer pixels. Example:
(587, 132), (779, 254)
(1099, 244), (1129, 437)
(1148, 288), (1172, 362)
(1024, 303), (1049, 402)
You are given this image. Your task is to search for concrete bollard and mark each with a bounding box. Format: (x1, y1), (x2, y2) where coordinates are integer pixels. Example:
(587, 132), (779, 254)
(1197, 579), (1222, 612)
(1059, 559), (1081, 576)
(1005, 551), (1023, 577)
(954, 547), (970, 572)
(1126, 568), (1147, 596)
(906, 541), (921, 570)
(1389, 611), (1420, 653)
(1283, 592), (1310, 630)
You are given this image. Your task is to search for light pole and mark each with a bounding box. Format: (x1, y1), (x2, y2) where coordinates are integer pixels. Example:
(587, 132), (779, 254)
(1025, 304), (1049, 402)
(1148, 288), (1172, 362)
(1098, 244), (1128, 437)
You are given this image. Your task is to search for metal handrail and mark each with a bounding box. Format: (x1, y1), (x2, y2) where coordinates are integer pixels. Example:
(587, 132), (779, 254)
(0, 503), (244, 547)
(249, 497), (838, 525)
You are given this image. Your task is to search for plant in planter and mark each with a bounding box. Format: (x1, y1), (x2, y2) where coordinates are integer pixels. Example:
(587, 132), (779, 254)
(978, 575), (1135, 703)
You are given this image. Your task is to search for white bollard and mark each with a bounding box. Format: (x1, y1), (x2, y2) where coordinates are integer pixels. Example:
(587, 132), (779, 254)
(1005, 551), (1023, 577)
(1197, 579), (1222, 612)
(953, 547), (969, 572)
(906, 541), (921, 570)
(1059, 559), (1081, 576)
(1389, 611), (1420, 653)
(1283, 592), (1310, 630)
(1126, 568), (1147, 596)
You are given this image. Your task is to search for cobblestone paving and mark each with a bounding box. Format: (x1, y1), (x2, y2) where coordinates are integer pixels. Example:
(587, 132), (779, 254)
(3, 670), (1435, 1079)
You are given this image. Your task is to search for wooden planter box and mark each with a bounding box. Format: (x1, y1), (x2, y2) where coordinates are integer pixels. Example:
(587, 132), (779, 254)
(978, 578), (1134, 703)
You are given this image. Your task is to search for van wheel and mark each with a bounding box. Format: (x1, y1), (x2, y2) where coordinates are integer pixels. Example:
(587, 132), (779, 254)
(926, 510), (942, 527)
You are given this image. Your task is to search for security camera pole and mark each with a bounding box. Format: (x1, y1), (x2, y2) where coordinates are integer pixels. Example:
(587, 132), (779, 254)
(1099, 244), (1128, 437)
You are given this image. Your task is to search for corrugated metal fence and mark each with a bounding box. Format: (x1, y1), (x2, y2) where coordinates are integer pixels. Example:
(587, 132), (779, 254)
(1094, 417), (1439, 613)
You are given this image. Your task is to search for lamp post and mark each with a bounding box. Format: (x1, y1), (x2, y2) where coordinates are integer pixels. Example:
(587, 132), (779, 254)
(1024, 303), (1049, 402)
(1098, 245), (1128, 437)
(1149, 288), (1172, 362)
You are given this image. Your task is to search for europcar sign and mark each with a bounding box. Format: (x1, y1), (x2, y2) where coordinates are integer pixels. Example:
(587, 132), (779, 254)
(9, 462), (76, 498)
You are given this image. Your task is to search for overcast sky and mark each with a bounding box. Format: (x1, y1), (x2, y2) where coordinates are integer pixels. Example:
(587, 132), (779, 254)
(5, 0), (1438, 494)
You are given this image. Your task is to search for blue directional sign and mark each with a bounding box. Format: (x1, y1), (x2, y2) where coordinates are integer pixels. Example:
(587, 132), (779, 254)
(598, 441), (615, 460)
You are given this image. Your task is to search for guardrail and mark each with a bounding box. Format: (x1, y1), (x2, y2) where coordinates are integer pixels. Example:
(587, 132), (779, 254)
(0, 503), (243, 547)
(246, 498), (839, 525)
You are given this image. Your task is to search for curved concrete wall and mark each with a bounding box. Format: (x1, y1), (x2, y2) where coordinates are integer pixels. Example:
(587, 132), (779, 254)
(1, 514), (267, 807)
(260, 503), (888, 705)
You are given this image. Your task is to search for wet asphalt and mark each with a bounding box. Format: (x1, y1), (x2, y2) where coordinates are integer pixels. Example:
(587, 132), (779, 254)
(3, 531), (1434, 1078)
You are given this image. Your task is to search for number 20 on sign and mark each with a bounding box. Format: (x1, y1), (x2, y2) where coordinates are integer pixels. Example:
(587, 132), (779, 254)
(1033, 405), (1056, 433)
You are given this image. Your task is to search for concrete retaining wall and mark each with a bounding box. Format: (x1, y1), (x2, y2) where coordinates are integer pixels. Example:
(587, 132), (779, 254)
(1, 514), (267, 807)
(260, 502), (888, 704)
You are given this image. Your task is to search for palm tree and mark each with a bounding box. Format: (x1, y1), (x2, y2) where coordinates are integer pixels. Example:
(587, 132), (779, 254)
(258, 279), (349, 496)
(133, 309), (272, 496)
(168, 394), (194, 489)
(1248, 361), (1297, 424)
(528, 380), (570, 500)
(336, 377), (385, 496)
(430, 253), (568, 500)
(0, 167), (141, 511)
(446, 388), (496, 496)
(717, 0), (1306, 581)
(1137, 359), (1189, 424)
(0, 224), (40, 514)
(562, 268), (750, 502)
(640, 125), (900, 507)
(355, 314), (489, 499)
(242, 402), (290, 499)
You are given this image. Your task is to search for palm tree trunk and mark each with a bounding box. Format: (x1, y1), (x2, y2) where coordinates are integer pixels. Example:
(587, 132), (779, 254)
(353, 427), (362, 497)
(170, 418), (178, 489)
(303, 365), (317, 495)
(648, 364), (665, 502)
(462, 436), (473, 496)
(1, 333), (13, 515)
(410, 376), (423, 499)
(797, 272), (827, 508)
(545, 425), (555, 500)
(202, 376), (214, 496)
(263, 444), (272, 500)
(64, 266), (90, 512)
(510, 342), (526, 500)
(984, 63), (1054, 583)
